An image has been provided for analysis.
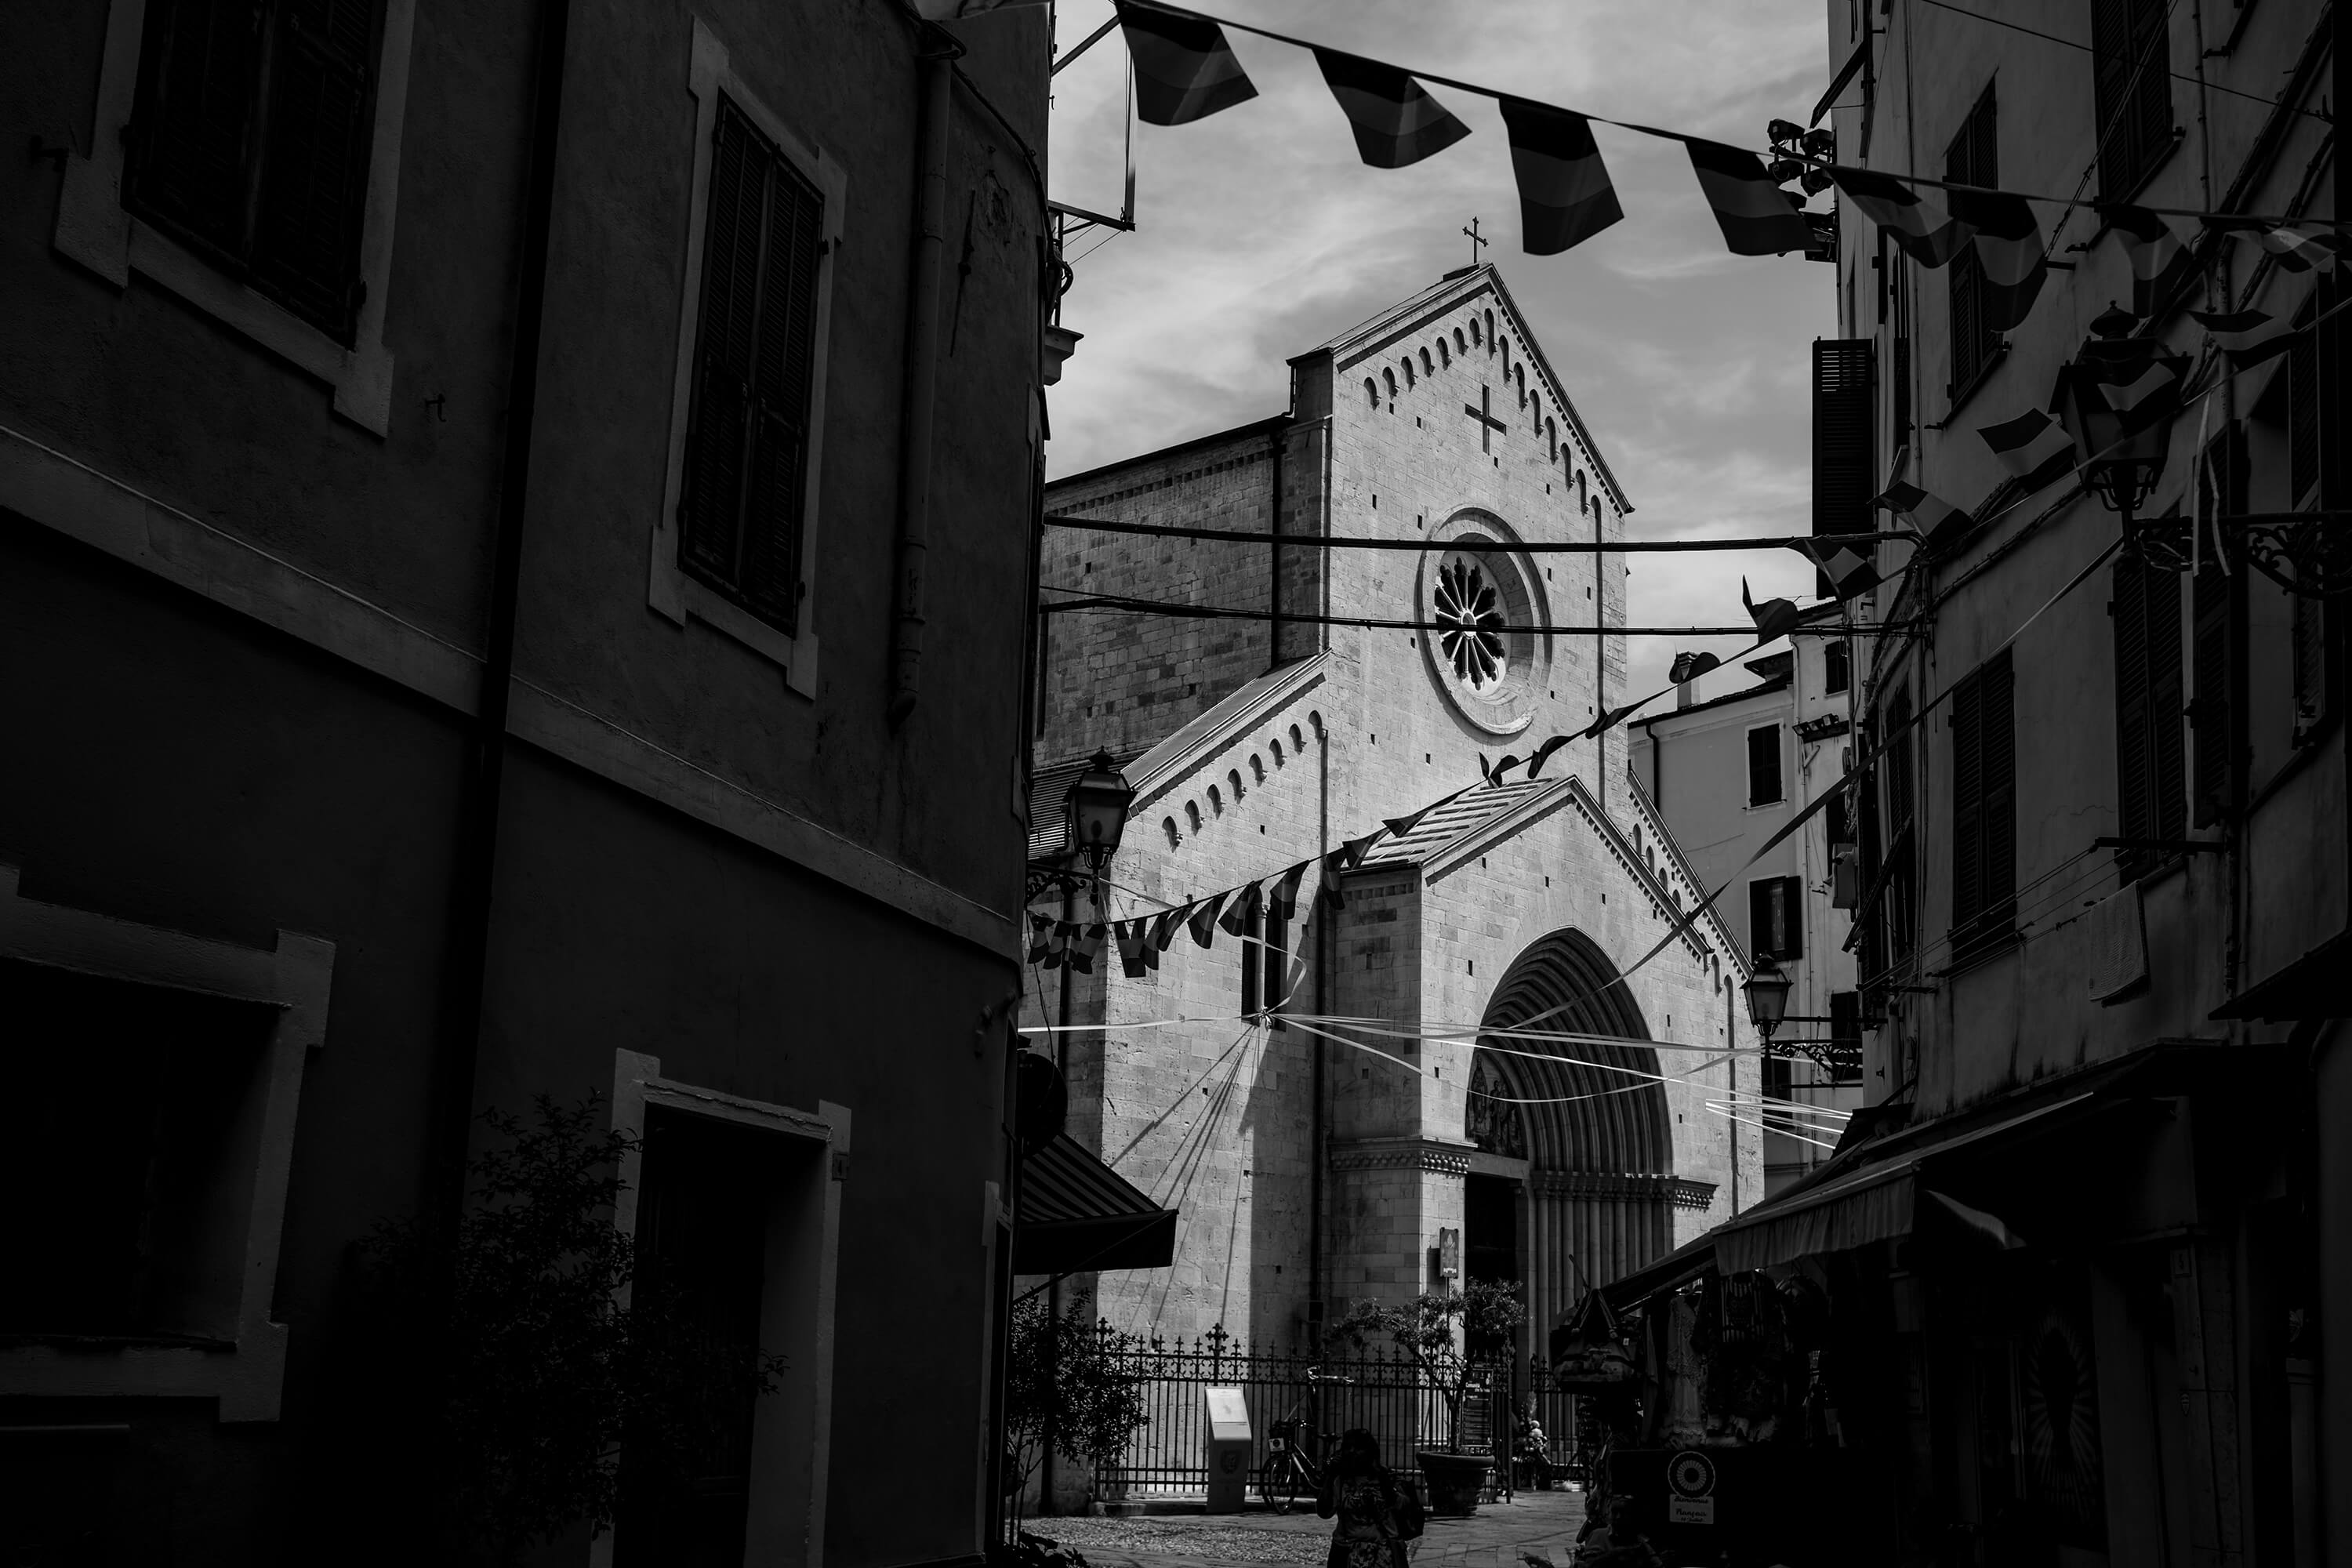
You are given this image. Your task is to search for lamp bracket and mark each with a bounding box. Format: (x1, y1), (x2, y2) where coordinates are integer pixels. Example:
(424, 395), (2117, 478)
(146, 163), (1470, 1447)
(2237, 513), (2352, 599)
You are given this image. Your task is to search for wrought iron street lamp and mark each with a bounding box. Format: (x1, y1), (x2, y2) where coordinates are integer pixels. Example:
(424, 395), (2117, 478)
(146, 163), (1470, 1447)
(2055, 305), (2190, 563)
(1742, 958), (1794, 1040)
(1063, 748), (1134, 871)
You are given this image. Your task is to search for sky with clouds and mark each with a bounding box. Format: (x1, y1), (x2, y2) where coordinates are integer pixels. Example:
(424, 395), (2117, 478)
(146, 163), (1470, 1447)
(1037, 0), (1839, 702)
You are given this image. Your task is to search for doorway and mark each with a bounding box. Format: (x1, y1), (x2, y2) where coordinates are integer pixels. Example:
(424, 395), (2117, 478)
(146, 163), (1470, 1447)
(1465, 1174), (1519, 1287)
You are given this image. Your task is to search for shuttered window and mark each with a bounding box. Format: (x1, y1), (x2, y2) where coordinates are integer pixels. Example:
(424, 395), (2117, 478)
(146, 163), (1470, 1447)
(1950, 650), (2016, 954)
(1883, 688), (1918, 964)
(2090, 0), (2174, 201)
(2112, 554), (2184, 878)
(128, 0), (381, 343)
(1813, 339), (1875, 596)
(1945, 85), (2000, 394)
(2190, 429), (2241, 825)
(1748, 724), (1785, 806)
(677, 102), (826, 637)
(1749, 876), (1804, 961)
(2286, 296), (2334, 735)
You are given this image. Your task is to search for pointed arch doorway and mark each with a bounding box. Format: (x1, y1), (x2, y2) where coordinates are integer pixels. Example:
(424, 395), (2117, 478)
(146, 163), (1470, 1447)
(1463, 929), (1692, 1368)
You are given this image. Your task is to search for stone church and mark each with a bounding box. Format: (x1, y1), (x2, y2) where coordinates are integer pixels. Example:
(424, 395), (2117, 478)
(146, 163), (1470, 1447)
(1026, 266), (1763, 1368)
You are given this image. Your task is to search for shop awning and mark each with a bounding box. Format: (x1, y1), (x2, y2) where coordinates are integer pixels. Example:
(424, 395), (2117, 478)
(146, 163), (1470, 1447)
(1710, 1092), (2098, 1274)
(1014, 1134), (1178, 1274)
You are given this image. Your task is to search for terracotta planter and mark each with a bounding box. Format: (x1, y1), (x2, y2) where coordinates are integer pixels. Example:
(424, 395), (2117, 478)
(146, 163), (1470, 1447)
(1414, 1450), (1489, 1517)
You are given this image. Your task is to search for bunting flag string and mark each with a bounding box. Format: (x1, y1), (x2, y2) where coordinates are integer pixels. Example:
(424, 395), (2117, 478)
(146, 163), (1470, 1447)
(2190, 307), (2299, 368)
(1801, 536), (1886, 601)
(1667, 651), (1722, 683)
(1873, 481), (1974, 548)
(1102, 0), (2346, 274)
(2100, 205), (2200, 318)
(1741, 577), (1803, 643)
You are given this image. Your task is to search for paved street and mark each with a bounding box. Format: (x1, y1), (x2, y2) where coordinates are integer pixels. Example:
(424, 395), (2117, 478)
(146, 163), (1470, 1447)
(1021, 1489), (1588, 1568)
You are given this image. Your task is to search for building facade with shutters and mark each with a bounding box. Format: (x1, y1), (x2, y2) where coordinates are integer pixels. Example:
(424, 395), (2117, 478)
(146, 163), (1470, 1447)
(1022, 269), (1766, 1508)
(1630, 622), (1865, 1199)
(3, 3), (1047, 1564)
(1625, 1), (2348, 1561)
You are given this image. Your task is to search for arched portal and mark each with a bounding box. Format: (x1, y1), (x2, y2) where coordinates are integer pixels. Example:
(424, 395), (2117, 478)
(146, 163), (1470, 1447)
(1463, 930), (1682, 1359)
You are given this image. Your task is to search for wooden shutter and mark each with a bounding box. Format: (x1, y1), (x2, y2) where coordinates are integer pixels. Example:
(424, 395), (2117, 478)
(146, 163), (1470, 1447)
(2092, 0), (2170, 198)
(1749, 880), (1778, 960)
(1977, 652), (2016, 931)
(1830, 991), (1863, 1083)
(2289, 300), (2321, 504)
(2129, 0), (2173, 186)
(2112, 555), (2152, 868)
(1777, 877), (1804, 960)
(1951, 670), (1984, 932)
(1813, 340), (1875, 569)
(679, 100), (823, 636)
(2190, 561), (2230, 824)
(252, 0), (378, 339)
(131, 0), (267, 256)
(1945, 86), (1997, 392)
(2146, 552), (2185, 844)
(1748, 724), (1783, 805)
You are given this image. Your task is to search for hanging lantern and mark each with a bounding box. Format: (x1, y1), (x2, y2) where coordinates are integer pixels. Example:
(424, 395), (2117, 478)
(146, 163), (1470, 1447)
(1062, 748), (1134, 867)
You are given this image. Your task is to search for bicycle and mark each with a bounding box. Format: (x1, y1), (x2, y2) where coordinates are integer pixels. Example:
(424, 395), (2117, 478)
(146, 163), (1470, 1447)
(1258, 1372), (1353, 1512)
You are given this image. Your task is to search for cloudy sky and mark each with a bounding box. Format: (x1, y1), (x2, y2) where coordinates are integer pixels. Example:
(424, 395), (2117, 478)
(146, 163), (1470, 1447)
(1036, 0), (1838, 700)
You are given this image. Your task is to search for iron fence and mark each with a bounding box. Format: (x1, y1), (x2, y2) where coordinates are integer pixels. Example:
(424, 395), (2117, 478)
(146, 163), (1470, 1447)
(1091, 1324), (1522, 1504)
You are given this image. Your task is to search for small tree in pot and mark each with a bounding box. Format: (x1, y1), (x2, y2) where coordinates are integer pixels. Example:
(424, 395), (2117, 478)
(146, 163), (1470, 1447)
(1327, 1281), (1526, 1515)
(1002, 1303), (1149, 1525)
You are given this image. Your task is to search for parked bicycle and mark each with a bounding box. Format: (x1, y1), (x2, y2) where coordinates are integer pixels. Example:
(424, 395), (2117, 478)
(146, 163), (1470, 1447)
(1258, 1372), (1354, 1512)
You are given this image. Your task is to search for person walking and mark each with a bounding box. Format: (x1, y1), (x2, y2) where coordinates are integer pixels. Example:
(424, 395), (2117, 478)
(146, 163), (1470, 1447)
(1316, 1429), (1421, 1568)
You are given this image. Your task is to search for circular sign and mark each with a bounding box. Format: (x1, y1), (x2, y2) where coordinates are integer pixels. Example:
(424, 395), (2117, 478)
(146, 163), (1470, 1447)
(1665, 1450), (1716, 1500)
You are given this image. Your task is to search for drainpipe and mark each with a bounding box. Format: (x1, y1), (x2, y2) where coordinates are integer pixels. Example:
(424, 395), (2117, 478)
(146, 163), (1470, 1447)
(430, 0), (570, 1229)
(889, 42), (956, 728)
(1308, 709), (1329, 1344)
(1268, 426), (1286, 667)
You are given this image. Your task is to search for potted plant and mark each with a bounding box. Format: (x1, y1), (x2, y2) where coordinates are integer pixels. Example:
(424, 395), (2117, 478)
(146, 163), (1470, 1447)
(1329, 1281), (1526, 1516)
(1002, 1305), (1149, 1525)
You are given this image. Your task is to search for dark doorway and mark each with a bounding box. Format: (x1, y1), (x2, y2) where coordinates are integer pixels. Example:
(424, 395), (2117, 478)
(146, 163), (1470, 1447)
(617, 1109), (778, 1567)
(1465, 1174), (1519, 1287)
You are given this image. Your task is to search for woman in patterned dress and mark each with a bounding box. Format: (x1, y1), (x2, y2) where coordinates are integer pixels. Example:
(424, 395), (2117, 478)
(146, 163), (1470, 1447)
(1316, 1429), (1408, 1568)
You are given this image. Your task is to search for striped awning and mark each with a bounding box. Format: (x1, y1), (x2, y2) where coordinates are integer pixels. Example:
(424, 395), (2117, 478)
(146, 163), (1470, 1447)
(1014, 1134), (1178, 1274)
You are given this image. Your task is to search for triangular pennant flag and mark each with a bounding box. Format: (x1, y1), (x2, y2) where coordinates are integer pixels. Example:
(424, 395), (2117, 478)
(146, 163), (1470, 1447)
(1741, 576), (1802, 643)
(2097, 204), (2199, 318)
(1188, 890), (1229, 948)
(1027, 914), (1057, 965)
(1269, 861), (1311, 921)
(1977, 408), (2077, 491)
(1113, 0), (1259, 127)
(1319, 848), (1352, 910)
(1150, 906), (1189, 952)
(1579, 700), (1642, 740)
(2192, 307), (2298, 368)
(1524, 733), (1573, 778)
(1500, 98), (1622, 256)
(1114, 920), (1156, 978)
(2260, 227), (2342, 274)
(1314, 49), (1471, 169)
(1831, 167), (1972, 267)
(1340, 831), (1382, 867)
(1479, 753), (1523, 786)
(1947, 187), (2047, 330)
(1218, 877), (1264, 936)
(1875, 481), (1974, 546)
(1801, 538), (1885, 601)
(1064, 922), (1107, 975)
(1384, 785), (1472, 842)
(1668, 651), (1722, 684)
(1685, 139), (1814, 256)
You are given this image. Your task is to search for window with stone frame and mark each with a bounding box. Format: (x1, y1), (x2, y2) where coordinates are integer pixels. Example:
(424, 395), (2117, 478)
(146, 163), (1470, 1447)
(676, 98), (826, 638)
(1748, 875), (1803, 961)
(1747, 724), (1785, 806)
(2089, 0), (2174, 201)
(125, 0), (384, 343)
(1824, 638), (1851, 695)
(1950, 649), (2017, 957)
(2112, 546), (2185, 880)
(1944, 83), (2000, 396)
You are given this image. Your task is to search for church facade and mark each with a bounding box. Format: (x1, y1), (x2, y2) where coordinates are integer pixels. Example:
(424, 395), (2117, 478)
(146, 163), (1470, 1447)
(1028, 267), (1763, 1368)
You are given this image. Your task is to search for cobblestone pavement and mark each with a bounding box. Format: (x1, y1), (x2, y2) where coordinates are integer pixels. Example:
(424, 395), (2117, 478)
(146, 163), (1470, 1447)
(1022, 1489), (1588, 1568)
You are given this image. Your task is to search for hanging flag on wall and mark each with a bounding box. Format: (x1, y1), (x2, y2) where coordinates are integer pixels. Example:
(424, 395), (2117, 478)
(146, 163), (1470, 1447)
(1685, 140), (1814, 256)
(1947, 188), (2048, 330)
(1188, 891), (1229, 947)
(1269, 860), (1311, 920)
(1500, 100), (1623, 255)
(1115, 920), (1160, 978)
(1315, 49), (1472, 168)
(1801, 538), (1884, 601)
(1976, 408), (2077, 491)
(2193, 307), (2298, 368)
(1151, 906), (1189, 952)
(1218, 878), (1265, 935)
(1875, 481), (1973, 549)
(1114, 0), (1259, 126)
(1832, 168), (1970, 266)
(1741, 577), (1802, 642)
(2096, 205), (2199, 318)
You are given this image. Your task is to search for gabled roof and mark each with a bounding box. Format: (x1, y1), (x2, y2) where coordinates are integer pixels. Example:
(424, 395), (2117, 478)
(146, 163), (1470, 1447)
(1358, 778), (1555, 867)
(1126, 654), (1330, 810)
(1290, 263), (1632, 516)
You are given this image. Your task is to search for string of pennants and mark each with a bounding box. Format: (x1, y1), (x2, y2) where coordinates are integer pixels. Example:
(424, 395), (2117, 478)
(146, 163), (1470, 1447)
(1111, 0), (2347, 291)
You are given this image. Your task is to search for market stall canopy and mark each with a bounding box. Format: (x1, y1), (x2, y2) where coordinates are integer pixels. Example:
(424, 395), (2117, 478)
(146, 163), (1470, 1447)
(1014, 1134), (1178, 1274)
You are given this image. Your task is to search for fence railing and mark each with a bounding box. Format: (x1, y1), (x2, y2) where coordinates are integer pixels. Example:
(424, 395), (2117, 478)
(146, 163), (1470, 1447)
(1094, 1325), (1557, 1504)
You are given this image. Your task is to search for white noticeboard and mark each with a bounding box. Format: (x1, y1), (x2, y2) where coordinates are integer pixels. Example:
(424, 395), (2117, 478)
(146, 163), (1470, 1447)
(1205, 1386), (1251, 1441)
(1203, 1386), (1253, 1513)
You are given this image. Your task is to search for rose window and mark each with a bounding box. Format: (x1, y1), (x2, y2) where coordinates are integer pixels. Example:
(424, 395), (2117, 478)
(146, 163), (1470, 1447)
(1433, 556), (1508, 691)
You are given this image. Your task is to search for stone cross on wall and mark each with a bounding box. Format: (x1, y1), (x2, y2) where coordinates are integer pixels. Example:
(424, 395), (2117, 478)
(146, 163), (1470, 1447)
(1464, 384), (1508, 452)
